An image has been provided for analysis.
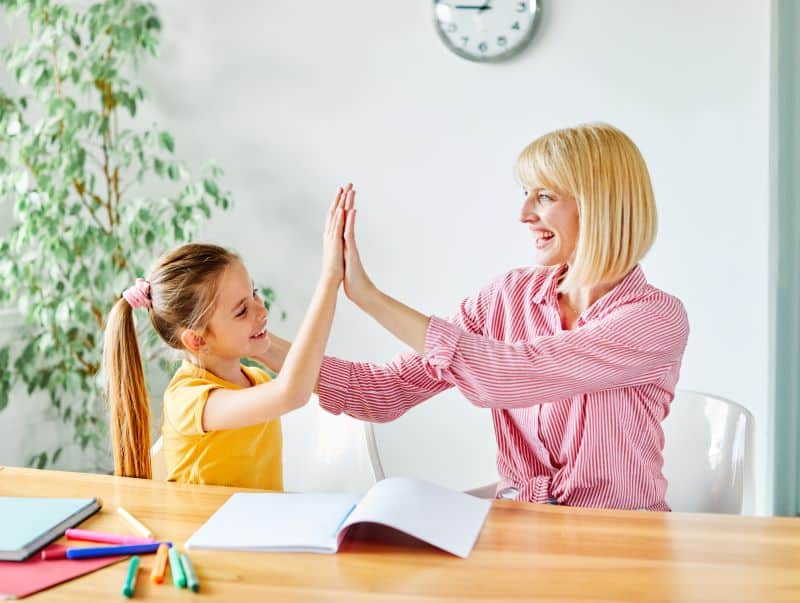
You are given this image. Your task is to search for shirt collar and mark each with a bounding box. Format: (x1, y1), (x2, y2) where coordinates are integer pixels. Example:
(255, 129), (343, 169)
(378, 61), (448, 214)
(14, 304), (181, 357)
(532, 264), (567, 305)
(532, 264), (649, 317)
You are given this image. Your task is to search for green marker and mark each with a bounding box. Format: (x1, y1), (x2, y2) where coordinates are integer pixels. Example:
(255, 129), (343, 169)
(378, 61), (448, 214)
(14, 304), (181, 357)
(180, 552), (200, 593)
(168, 546), (186, 588)
(122, 555), (140, 598)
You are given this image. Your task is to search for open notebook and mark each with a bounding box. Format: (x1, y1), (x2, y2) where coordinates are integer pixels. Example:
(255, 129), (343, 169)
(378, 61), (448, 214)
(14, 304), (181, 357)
(185, 476), (492, 559)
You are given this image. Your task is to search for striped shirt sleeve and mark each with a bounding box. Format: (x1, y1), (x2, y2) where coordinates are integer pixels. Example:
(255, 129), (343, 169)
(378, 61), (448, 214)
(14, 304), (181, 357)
(423, 297), (689, 409)
(318, 276), (497, 422)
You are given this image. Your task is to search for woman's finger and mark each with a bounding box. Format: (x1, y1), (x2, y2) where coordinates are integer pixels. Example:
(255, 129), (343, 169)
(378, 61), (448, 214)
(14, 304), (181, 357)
(344, 208), (357, 249)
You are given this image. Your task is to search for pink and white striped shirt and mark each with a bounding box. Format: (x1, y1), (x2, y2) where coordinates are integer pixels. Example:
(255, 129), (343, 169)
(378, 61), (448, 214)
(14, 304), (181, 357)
(319, 264), (689, 511)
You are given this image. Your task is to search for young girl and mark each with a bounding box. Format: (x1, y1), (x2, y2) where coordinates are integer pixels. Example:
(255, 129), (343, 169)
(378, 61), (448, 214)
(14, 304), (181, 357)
(102, 185), (352, 488)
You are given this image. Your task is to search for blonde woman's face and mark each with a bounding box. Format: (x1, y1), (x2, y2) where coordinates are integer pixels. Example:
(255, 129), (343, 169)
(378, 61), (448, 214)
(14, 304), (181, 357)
(519, 186), (579, 266)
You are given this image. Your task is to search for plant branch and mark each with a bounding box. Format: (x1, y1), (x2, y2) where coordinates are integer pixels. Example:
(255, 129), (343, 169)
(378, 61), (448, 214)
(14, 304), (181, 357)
(72, 178), (109, 233)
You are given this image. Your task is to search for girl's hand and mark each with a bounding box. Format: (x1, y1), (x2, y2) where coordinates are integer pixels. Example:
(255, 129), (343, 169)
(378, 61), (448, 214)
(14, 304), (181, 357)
(342, 188), (378, 308)
(321, 184), (349, 284)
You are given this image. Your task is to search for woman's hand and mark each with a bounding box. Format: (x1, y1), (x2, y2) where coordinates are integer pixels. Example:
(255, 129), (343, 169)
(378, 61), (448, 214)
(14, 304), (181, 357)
(321, 184), (349, 284)
(342, 188), (378, 309)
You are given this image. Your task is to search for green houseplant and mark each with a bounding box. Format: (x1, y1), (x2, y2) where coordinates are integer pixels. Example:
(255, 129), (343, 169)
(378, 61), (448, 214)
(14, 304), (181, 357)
(0, 0), (258, 470)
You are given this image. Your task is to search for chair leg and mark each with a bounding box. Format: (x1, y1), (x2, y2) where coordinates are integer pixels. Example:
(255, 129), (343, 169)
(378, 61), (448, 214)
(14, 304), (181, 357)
(363, 422), (385, 482)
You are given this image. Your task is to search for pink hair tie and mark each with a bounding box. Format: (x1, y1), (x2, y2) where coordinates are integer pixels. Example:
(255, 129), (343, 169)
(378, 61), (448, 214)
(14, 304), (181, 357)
(122, 278), (152, 310)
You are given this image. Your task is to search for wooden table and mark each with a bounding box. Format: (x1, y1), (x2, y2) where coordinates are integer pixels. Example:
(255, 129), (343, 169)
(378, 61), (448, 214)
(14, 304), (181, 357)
(1, 467), (799, 602)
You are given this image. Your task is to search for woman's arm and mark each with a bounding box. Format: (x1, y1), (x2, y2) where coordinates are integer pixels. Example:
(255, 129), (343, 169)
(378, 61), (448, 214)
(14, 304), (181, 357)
(421, 301), (689, 408)
(202, 187), (349, 431)
(255, 332), (290, 374)
(341, 192), (689, 410)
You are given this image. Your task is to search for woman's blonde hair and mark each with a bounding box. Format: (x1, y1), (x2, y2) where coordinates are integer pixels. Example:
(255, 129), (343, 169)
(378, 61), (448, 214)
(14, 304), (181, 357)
(515, 123), (657, 292)
(102, 243), (239, 479)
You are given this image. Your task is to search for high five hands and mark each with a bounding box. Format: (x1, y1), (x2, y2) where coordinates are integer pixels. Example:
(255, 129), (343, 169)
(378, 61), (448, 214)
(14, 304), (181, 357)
(335, 183), (377, 309)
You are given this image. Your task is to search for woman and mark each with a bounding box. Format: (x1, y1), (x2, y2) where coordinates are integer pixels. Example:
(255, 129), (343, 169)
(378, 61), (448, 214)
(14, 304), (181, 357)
(262, 124), (689, 510)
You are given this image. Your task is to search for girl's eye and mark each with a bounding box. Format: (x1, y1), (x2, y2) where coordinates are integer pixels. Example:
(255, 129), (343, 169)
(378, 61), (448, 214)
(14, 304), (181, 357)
(252, 288), (260, 299)
(237, 307), (247, 318)
(538, 193), (554, 203)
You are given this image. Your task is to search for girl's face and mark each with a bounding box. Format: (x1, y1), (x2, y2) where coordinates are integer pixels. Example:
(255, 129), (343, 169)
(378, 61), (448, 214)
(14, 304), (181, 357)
(203, 260), (270, 360)
(519, 185), (580, 267)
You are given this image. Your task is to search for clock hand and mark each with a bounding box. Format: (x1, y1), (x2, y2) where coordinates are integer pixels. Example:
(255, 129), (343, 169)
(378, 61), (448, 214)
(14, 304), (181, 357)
(454, 4), (493, 10)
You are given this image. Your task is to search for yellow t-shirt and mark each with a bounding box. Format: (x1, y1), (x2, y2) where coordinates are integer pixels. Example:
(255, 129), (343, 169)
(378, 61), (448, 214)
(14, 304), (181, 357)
(161, 360), (283, 490)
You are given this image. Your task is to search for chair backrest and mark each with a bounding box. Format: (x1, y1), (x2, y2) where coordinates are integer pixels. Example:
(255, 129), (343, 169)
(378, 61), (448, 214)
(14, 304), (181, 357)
(151, 395), (378, 492)
(364, 391), (498, 492)
(150, 435), (167, 481)
(281, 395), (378, 492)
(662, 390), (754, 514)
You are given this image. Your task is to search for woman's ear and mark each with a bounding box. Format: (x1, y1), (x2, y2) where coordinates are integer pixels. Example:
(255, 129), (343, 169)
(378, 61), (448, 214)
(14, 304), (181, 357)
(180, 329), (207, 354)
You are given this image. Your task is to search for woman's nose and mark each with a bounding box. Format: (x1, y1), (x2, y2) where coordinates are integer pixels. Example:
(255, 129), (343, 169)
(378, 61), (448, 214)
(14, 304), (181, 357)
(520, 201), (540, 222)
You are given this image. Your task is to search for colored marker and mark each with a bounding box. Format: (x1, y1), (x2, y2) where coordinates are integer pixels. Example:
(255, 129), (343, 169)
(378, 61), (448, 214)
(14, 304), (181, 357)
(180, 552), (200, 593)
(66, 528), (156, 545)
(168, 546), (186, 588)
(66, 541), (170, 559)
(117, 506), (155, 539)
(122, 556), (140, 598)
(40, 545), (68, 560)
(150, 543), (169, 584)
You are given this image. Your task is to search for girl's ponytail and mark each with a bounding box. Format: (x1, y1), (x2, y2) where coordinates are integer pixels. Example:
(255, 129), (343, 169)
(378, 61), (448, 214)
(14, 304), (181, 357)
(103, 297), (152, 479)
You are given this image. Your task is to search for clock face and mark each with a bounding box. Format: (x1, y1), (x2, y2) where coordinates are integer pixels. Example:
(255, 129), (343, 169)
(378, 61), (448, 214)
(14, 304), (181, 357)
(433, 0), (539, 63)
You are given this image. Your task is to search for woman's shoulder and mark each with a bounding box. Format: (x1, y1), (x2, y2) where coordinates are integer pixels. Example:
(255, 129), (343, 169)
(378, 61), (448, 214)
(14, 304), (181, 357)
(480, 265), (561, 300)
(639, 281), (688, 321)
(613, 271), (689, 335)
(485, 264), (557, 289)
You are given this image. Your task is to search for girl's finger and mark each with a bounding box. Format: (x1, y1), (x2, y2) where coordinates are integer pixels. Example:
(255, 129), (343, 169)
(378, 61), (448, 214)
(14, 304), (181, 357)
(326, 186), (345, 227)
(333, 207), (345, 235)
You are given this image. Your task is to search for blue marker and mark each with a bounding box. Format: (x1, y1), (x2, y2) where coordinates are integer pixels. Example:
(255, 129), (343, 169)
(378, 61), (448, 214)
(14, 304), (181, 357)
(66, 541), (171, 559)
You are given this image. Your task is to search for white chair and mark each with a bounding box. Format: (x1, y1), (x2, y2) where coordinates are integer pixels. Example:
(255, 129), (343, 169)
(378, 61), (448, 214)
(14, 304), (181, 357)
(150, 394), (380, 492)
(662, 390), (754, 514)
(150, 435), (167, 481)
(364, 391), (499, 494)
(281, 395), (378, 492)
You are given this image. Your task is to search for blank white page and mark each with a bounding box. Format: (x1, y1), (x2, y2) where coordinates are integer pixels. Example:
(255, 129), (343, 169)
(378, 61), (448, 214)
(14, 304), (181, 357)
(185, 492), (360, 554)
(340, 476), (491, 558)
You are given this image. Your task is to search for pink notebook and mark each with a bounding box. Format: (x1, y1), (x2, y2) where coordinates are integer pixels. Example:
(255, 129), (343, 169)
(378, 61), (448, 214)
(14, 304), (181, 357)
(0, 544), (126, 599)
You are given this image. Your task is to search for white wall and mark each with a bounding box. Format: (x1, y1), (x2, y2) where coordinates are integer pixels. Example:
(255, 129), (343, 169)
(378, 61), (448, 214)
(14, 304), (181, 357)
(136, 0), (771, 509)
(0, 1), (773, 511)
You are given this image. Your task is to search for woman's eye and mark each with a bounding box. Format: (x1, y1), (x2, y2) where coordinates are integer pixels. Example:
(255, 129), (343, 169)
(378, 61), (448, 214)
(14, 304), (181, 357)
(538, 193), (554, 203)
(252, 288), (259, 299)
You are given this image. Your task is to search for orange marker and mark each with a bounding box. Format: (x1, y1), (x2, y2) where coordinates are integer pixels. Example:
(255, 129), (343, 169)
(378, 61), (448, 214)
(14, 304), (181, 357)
(150, 543), (170, 584)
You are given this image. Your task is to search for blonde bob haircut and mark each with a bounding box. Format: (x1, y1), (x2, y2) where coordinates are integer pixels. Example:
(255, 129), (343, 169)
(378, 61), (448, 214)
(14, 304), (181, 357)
(515, 123), (657, 293)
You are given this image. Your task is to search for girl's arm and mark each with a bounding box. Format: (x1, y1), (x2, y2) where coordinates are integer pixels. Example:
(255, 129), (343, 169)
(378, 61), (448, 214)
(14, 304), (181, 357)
(202, 186), (349, 430)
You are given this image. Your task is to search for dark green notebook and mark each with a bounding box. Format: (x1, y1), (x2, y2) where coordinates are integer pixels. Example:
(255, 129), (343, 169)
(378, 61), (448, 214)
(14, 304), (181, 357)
(0, 497), (102, 561)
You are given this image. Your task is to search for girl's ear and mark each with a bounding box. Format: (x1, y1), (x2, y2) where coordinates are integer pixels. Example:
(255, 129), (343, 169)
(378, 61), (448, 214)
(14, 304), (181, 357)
(180, 329), (207, 354)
